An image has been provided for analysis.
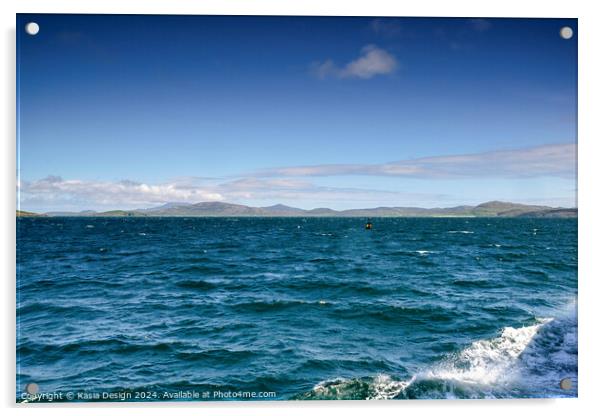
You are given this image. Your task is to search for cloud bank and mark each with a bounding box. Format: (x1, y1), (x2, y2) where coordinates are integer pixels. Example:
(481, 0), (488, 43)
(18, 143), (575, 212)
(19, 176), (224, 209)
(18, 176), (425, 212)
(253, 143), (576, 179)
(312, 45), (398, 79)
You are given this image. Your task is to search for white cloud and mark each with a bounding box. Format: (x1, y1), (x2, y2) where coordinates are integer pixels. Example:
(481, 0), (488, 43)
(311, 45), (398, 80)
(18, 175), (429, 212)
(217, 177), (419, 204)
(311, 59), (337, 80)
(19, 177), (224, 211)
(253, 143), (576, 179)
(18, 143), (576, 212)
(370, 19), (402, 37)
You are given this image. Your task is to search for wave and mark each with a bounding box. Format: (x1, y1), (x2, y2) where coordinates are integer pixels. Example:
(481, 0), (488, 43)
(17, 302), (103, 318)
(168, 265), (225, 274)
(17, 338), (184, 368)
(297, 304), (577, 399)
(230, 299), (311, 313)
(278, 279), (391, 296)
(332, 303), (460, 324)
(175, 348), (260, 364)
(452, 279), (503, 289)
(174, 280), (217, 290)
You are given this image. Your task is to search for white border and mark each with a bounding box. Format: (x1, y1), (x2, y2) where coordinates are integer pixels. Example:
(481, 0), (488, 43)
(3, 1), (601, 415)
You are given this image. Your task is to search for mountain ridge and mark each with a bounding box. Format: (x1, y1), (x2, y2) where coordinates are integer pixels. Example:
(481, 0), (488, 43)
(23, 201), (577, 218)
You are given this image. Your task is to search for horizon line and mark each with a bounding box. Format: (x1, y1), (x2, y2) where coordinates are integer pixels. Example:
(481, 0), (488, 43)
(17, 199), (578, 216)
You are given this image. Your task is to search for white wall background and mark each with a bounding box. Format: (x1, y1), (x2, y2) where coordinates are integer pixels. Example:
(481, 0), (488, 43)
(2, 1), (600, 415)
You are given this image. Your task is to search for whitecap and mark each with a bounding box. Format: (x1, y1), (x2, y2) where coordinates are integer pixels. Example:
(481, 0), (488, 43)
(305, 302), (577, 399)
(422, 319), (551, 387)
(369, 374), (414, 400)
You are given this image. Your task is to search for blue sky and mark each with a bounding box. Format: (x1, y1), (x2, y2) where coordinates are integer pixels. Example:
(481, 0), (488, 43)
(17, 15), (577, 211)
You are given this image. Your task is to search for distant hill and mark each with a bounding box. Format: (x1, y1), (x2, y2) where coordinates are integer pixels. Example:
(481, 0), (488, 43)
(95, 210), (147, 217)
(307, 208), (339, 216)
(515, 208), (578, 218)
(262, 204), (306, 215)
(40, 201), (577, 218)
(16, 210), (45, 217)
(137, 202), (194, 213)
(44, 210), (98, 217)
(472, 201), (548, 217)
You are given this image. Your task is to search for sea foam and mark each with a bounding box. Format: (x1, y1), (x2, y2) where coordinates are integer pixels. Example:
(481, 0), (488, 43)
(303, 303), (577, 400)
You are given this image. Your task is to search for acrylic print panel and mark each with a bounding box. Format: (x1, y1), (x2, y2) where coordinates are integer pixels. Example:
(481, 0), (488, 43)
(16, 14), (577, 402)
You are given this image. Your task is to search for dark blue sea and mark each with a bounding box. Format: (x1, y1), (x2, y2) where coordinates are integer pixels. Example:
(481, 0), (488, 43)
(16, 217), (577, 401)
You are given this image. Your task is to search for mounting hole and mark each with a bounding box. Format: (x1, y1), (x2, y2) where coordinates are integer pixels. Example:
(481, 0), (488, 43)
(25, 382), (39, 395)
(560, 26), (573, 40)
(25, 22), (39, 36)
(559, 377), (572, 390)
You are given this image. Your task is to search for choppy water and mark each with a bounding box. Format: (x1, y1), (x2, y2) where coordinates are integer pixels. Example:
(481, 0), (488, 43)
(16, 217), (577, 401)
